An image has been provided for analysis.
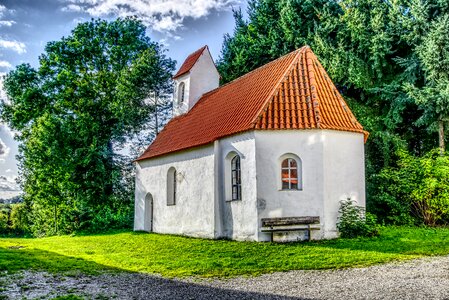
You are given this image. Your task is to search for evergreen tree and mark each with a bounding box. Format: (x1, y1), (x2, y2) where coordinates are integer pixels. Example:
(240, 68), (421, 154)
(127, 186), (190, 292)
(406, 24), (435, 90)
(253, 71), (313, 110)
(217, 0), (449, 222)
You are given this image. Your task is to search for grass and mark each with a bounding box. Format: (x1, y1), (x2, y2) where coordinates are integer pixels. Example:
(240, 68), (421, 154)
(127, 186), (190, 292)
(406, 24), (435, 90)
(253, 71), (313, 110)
(0, 226), (449, 278)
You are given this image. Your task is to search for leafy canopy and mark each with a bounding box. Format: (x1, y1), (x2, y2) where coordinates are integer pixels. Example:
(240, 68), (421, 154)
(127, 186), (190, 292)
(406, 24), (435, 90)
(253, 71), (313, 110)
(0, 18), (175, 235)
(217, 0), (449, 223)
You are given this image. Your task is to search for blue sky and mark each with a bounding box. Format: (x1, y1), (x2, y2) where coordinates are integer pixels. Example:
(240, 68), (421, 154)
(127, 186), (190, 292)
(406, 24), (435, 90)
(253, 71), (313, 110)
(0, 0), (246, 197)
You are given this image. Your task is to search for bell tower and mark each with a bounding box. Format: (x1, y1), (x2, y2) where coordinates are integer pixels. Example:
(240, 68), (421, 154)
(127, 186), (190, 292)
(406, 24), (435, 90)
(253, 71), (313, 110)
(173, 45), (220, 117)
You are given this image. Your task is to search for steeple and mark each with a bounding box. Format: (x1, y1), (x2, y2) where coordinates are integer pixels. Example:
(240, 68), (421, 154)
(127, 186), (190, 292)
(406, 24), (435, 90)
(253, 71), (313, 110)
(172, 45), (220, 117)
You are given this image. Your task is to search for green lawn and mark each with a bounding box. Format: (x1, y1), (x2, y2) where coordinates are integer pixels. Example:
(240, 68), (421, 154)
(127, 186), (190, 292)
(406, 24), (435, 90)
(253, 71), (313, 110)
(1, 226), (449, 278)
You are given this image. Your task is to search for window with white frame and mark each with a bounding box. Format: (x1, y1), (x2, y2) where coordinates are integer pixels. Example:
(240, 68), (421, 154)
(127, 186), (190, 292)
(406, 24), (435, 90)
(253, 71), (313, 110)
(281, 157), (301, 190)
(231, 155), (242, 200)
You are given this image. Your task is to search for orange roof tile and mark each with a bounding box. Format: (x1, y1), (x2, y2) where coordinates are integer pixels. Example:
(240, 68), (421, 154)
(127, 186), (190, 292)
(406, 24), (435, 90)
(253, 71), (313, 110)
(172, 45), (207, 79)
(137, 46), (368, 161)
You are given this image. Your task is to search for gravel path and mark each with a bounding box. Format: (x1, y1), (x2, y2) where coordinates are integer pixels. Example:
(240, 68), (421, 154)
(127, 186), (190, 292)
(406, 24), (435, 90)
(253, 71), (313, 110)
(2, 256), (449, 299)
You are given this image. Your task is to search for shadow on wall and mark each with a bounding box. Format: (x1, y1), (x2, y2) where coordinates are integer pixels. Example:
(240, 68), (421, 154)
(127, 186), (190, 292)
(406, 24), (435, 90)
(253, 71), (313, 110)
(223, 200), (234, 239)
(0, 246), (310, 300)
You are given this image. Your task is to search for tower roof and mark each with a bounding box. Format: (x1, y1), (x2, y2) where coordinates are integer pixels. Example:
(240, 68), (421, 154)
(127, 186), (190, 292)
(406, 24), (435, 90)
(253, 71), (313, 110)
(172, 45), (208, 79)
(137, 46), (368, 161)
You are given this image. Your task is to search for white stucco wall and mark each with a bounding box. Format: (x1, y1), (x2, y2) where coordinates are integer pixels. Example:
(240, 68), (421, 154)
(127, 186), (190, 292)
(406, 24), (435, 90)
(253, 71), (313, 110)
(322, 130), (366, 238)
(254, 130), (365, 241)
(135, 131), (259, 241)
(172, 74), (190, 117)
(135, 129), (365, 242)
(254, 130), (325, 241)
(172, 48), (219, 117)
(134, 145), (216, 238)
(216, 132), (258, 241)
(189, 49), (219, 109)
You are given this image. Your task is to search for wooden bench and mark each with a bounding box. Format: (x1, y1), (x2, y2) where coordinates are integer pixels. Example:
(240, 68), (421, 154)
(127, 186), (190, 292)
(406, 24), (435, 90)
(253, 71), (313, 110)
(261, 216), (320, 242)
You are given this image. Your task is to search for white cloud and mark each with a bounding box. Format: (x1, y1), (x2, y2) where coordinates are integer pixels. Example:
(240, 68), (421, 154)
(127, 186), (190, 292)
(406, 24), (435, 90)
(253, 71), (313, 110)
(5, 169), (11, 173)
(0, 60), (11, 68)
(0, 174), (19, 192)
(0, 138), (10, 158)
(0, 39), (26, 54)
(0, 5), (15, 27)
(62, 0), (239, 32)
(0, 20), (15, 27)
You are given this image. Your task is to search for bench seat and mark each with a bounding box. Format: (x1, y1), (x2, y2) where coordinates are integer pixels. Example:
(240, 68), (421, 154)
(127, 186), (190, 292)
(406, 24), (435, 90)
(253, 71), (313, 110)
(261, 216), (320, 242)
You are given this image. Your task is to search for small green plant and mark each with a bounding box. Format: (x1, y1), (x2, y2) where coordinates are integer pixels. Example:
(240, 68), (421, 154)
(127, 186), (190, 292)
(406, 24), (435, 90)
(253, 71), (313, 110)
(337, 198), (379, 238)
(52, 295), (84, 300)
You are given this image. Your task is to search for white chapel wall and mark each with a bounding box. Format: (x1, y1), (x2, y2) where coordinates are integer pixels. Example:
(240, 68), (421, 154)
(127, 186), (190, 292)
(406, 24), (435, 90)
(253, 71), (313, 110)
(217, 132), (259, 241)
(134, 145), (216, 238)
(322, 130), (366, 239)
(189, 50), (219, 109)
(254, 130), (326, 241)
(172, 73), (190, 117)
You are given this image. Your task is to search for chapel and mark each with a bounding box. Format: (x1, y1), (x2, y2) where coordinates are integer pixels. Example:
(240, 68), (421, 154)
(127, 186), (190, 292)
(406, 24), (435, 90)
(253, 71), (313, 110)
(134, 45), (367, 241)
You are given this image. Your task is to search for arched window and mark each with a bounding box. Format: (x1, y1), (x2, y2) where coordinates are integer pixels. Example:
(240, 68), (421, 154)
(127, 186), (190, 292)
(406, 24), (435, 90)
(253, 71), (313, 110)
(167, 167), (177, 205)
(281, 158), (300, 190)
(231, 155), (242, 200)
(178, 82), (185, 103)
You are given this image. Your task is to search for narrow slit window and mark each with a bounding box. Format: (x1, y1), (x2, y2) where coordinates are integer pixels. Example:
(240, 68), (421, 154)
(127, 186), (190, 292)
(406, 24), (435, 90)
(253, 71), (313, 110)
(178, 82), (185, 103)
(167, 167), (177, 205)
(281, 158), (299, 190)
(231, 155), (242, 200)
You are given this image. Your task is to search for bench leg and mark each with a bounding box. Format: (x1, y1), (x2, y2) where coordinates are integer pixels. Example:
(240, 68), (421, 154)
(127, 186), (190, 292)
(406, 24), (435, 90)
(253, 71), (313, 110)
(307, 224), (311, 242)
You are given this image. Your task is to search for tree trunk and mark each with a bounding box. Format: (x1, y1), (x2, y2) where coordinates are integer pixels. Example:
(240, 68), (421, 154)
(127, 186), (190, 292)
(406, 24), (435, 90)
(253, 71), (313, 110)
(105, 140), (114, 197)
(154, 92), (159, 135)
(439, 120), (445, 154)
(54, 205), (57, 234)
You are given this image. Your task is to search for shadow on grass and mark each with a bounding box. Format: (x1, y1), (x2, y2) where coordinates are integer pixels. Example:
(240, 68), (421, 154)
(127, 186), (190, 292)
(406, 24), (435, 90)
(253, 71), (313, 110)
(0, 246), (310, 300)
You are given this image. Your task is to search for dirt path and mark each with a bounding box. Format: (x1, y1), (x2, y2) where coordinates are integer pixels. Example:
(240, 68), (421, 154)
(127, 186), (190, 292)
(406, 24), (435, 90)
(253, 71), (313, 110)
(2, 255), (449, 299)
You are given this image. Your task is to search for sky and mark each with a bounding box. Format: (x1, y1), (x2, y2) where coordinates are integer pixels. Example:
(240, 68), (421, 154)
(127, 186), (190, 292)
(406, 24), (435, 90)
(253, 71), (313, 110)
(0, 0), (246, 198)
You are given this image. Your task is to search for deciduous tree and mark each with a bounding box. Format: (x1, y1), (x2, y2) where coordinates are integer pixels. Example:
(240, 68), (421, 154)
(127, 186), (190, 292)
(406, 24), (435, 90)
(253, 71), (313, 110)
(1, 18), (175, 235)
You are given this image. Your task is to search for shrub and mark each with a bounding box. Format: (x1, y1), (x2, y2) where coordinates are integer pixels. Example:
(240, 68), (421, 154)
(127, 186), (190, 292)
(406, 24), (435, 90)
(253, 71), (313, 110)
(10, 203), (31, 235)
(372, 149), (449, 226)
(337, 198), (379, 238)
(0, 209), (9, 233)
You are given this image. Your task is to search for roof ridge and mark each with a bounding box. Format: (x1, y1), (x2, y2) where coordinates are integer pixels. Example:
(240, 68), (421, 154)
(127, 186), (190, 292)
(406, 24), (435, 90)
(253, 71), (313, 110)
(304, 47), (321, 128)
(250, 46), (307, 127)
(173, 45), (207, 79)
(215, 47), (304, 93)
(181, 47), (304, 116)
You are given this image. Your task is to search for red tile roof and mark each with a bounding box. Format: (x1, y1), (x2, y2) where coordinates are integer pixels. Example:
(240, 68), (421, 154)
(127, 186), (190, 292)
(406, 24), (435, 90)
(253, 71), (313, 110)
(172, 45), (207, 79)
(137, 46), (368, 161)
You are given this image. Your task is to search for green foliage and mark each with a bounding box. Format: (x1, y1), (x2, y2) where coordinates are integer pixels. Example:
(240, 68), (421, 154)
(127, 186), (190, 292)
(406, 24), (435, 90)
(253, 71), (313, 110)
(337, 198), (379, 238)
(51, 295), (84, 300)
(9, 203), (30, 235)
(0, 209), (8, 233)
(373, 149), (449, 226)
(218, 0), (449, 223)
(0, 18), (175, 236)
(1, 227), (449, 277)
(0, 203), (31, 236)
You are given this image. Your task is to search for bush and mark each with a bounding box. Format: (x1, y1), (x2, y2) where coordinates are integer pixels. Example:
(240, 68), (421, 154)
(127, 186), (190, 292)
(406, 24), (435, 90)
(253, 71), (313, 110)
(10, 203), (31, 235)
(337, 198), (379, 238)
(0, 209), (9, 233)
(372, 149), (449, 226)
(81, 204), (133, 234)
